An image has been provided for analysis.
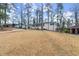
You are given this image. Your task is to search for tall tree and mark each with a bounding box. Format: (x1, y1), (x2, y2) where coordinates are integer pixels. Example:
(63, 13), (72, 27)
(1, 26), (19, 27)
(35, 8), (40, 29)
(4, 3), (8, 26)
(50, 4), (54, 31)
(8, 3), (18, 27)
(46, 3), (52, 30)
(46, 3), (50, 30)
(20, 3), (23, 28)
(0, 3), (9, 29)
(56, 3), (64, 32)
(0, 4), (3, 29)
(41, 3), (44, 30)
(72, 4), (79, 26)
(24, 3), (32, 29)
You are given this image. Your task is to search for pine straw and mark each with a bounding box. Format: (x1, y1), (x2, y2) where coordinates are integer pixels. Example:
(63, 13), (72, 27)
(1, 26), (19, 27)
(0, 30), (79, 56)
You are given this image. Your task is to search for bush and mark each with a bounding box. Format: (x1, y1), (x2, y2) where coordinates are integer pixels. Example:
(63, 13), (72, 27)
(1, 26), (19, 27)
(63, 28), (70, 33)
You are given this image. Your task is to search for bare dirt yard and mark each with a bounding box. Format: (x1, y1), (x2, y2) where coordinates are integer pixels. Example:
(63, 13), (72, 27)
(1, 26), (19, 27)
(0, 29), (79, 56)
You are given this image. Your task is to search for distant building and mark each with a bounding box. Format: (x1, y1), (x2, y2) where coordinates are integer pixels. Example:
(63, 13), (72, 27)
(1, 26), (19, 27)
(43, 22), (56, 31)
(69, 25), (79, 34)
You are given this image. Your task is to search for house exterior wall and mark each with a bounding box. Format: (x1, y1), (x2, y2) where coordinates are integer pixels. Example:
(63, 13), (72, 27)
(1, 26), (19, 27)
(43, 23), (57, 31)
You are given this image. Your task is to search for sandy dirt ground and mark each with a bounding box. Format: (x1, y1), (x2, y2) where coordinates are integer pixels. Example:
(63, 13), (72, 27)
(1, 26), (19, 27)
(0, 29), (79, 56)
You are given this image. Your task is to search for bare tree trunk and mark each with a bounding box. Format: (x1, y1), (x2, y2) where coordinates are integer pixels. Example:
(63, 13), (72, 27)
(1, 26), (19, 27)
(4, 8), (7, 27)
(0, 19), (3, 30)
(20, 4), (23, 28)
(27, 10), (30, 29)
(47, 9), (49, 30)
(41, 4), (43, 30)
(75, 11), (78, 26)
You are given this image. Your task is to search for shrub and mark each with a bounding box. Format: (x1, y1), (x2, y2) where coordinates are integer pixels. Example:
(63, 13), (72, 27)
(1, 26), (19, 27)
(63, 28), (70, 33)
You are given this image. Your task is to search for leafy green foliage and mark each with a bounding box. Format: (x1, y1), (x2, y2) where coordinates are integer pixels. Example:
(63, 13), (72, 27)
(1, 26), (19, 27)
(62, 28), (70, 33)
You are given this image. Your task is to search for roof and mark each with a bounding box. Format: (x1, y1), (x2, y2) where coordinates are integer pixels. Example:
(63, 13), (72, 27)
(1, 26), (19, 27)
(69, 25), (79, 29)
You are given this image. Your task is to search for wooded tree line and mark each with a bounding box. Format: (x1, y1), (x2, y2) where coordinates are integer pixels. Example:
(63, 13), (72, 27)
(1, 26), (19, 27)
(0, 3), (79, 32)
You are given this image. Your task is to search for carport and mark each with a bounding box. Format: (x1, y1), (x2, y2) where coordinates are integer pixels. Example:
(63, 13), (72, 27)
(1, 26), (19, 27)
(69, 25), (79, 34)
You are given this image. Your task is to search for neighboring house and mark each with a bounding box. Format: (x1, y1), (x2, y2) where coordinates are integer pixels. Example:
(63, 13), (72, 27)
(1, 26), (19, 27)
(30, 22), (57, 31)
(69, 25), (79, 34)
(43, 22), (56, 31)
